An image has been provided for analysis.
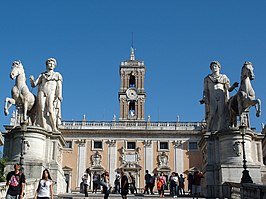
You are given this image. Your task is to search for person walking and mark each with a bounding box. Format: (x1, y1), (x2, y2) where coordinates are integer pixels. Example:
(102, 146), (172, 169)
(187, 173), (193, 195)
(82, 173), (89, 197)
(143, 170), (151, 194)
(34, 169), (54, 199)
(149, 173), (156, 195)
(121, 170), (129, 199)
(102, 171), (111, 199)
(92, 172), (99, 193)
(179, 174), (185, 195)
(114, 172), (121, 194)
(169, 172), (175, 196)
(192, 170), (204, 199)
(128, 172), (137, 194)
(157, 173), (166, 197)
(172, 173), (179, 198)
(6, 163), (26, 199)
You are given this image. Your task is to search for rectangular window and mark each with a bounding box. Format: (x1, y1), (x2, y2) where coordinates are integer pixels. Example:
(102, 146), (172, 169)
(189, 142), (198, 150)
(160, 142), (169, 150)
(127, 142), (136, 150)
(65, 141), (72, 149)
(94, 141), (103, 149)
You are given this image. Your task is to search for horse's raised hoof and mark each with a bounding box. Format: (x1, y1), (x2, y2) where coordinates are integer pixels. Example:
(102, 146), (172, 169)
(256, 111), (261, 117)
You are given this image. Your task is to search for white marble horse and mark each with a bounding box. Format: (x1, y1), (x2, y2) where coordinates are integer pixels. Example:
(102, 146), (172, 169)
(4, 60), (36, 124)
(228, 61), (261, 128)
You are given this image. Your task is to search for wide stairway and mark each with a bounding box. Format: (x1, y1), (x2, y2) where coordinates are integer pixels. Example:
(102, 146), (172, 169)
(57, 193), (206, 199)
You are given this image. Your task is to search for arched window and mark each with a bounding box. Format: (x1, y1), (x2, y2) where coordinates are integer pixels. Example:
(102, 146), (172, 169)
(129, 101), (135, 117)
(129, 75), (135, 88)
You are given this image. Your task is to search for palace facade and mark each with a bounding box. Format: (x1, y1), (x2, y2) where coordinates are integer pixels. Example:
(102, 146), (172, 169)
(60, 48), (204, 192)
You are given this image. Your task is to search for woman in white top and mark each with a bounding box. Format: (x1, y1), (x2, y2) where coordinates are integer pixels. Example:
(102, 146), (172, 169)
(34, 169), (54, 199)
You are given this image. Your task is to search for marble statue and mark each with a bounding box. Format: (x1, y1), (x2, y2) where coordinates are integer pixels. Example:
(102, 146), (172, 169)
(92, 151), (102, 166)
(200, 61), (238, 132)
(30, 58), (63, 132)
(4, 60), (36, 124)
(158, 152), (168, 166)
(228, 61), (261, 128)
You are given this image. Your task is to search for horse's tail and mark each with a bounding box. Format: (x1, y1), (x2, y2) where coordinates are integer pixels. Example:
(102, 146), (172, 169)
(228, 95), (238, 127)
(27, 94), (37, 125)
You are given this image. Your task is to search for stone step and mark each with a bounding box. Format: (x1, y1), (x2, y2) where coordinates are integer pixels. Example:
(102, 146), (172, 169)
(57, 193), (206, 199)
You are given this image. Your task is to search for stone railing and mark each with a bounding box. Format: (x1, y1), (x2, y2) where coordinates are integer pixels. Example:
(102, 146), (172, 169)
(0, 178), (39, 199)
(60, 120), (204, 131)
(207, 182), (266, 199)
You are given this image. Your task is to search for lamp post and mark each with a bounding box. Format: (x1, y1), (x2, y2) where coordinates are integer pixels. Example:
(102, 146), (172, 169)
(19, 122), (27, 172)
(239, 125), (253, 183)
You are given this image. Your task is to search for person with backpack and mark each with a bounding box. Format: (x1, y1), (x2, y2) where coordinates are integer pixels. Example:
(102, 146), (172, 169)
(157, 173), (166, 197)
(6, 164), (26, 199)
(34, 169), (54, 199)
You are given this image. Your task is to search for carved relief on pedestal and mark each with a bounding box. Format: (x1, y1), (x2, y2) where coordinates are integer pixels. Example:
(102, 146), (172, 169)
(233, 141), (242, 156)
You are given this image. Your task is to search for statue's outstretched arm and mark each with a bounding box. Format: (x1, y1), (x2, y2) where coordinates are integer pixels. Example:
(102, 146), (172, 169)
(228, 82), (239, 92)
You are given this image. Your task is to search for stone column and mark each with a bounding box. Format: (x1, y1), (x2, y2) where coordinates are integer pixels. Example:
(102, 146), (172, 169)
(107, 140), (117, 184)
(144, 140), (153, 173)
(173, 140), (184, 174)
(76, 139), (86, 189)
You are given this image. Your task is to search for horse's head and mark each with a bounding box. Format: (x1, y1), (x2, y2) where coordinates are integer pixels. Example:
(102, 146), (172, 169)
(10, 60), (24, 80)
(241, 61), (254, 80)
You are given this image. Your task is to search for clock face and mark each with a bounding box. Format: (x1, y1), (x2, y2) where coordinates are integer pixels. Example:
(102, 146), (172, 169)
(126, 88), (138, 100)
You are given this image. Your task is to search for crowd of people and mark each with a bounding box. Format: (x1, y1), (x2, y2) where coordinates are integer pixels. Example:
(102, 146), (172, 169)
(81, 169), (204, 198)
(4, 163), (203, 199)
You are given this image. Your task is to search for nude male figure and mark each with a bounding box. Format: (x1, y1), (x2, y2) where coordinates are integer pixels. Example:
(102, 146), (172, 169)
(30, 58), (62, 132)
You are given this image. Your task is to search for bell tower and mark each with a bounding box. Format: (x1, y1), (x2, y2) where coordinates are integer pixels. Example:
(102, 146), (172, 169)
(119, 47), (146, 121)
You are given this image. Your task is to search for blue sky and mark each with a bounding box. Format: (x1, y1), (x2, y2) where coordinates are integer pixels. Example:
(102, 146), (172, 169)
(1, 1), (266, 132)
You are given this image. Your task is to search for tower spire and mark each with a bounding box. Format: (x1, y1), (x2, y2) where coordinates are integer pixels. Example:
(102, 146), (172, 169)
(130, 32), (135, 60)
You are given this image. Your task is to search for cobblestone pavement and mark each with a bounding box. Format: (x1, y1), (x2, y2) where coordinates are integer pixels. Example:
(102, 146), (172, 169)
(56, 193), (207, 199)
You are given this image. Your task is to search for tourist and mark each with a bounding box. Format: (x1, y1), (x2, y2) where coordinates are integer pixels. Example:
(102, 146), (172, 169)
(169, 172), (175, 196)
(82, 173), (89, 197)
(192, 170), (204, 199)
(187, 173), (193, 195)
(114, 172), (121, 194)
(121, 170), (129, 199)
(92, 172), (99, 193)
(128, 172), (137, 194)
(34, 169), (53, 199)
(179, 174), (185, 195)
(102, 171), (111, 199)
(172, 172), (179, 198)
(6, 163), (26, 199)
(157, 173), (166, 197)
(149, 173), (156, 195)
(143, 170), (151, 194)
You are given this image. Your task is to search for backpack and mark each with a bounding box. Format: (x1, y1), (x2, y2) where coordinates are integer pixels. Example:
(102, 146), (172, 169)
(157, 179), (163, 190)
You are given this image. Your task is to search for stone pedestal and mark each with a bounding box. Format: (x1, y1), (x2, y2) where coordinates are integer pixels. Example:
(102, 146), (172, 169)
(3, 126), (66, 195)
(199, 128), (265, 197)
